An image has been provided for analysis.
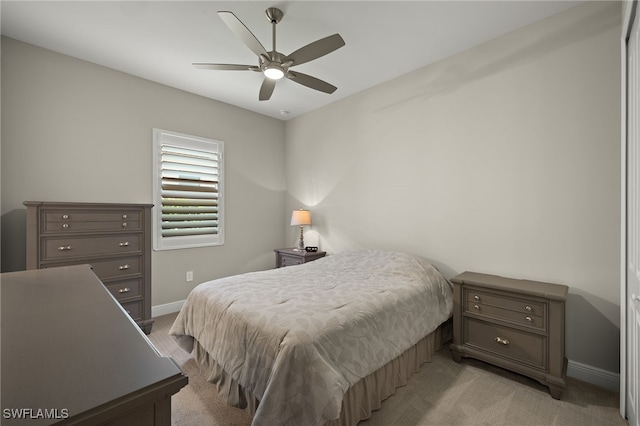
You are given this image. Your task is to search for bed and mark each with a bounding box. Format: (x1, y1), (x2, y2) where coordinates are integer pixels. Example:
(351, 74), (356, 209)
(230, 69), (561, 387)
(169, 249), (453, 426)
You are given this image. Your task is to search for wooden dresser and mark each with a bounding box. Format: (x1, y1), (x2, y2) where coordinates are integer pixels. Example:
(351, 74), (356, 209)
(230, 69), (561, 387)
(449, 271), (568, 399)
(1, 265), (187, 425)
(25, 201), (154, 333)
(274, 248), (326, 268)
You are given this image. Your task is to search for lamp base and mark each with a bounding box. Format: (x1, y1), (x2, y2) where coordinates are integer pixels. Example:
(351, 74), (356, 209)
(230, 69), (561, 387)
(295, 226), (305, 251)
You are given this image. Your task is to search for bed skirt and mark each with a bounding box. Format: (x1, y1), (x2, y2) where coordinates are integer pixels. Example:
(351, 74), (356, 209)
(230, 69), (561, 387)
(193, 318), (453, 425)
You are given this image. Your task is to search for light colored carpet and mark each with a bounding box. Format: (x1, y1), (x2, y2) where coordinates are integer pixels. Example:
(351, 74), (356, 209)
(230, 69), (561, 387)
(148, 313), (627, 426)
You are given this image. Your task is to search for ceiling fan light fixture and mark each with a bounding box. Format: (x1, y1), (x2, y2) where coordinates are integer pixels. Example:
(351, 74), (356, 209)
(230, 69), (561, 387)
(200, 9), (345, 100)
(264, 64), (285, 80)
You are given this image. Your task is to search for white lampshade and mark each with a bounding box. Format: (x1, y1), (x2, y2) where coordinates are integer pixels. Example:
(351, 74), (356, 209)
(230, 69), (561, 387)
(290, 209), (311, 226)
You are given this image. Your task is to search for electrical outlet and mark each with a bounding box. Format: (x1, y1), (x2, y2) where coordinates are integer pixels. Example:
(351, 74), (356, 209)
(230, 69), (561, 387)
(186, 271), (193, 282)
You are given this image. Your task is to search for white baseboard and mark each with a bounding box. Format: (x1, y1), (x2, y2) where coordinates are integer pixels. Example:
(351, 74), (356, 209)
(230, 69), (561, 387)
(152, 299), (185, 318)
(567, 359), (620, 392)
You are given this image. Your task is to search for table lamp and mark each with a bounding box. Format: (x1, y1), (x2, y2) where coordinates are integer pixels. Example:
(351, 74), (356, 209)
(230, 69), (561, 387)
(290, 209), (311, 251)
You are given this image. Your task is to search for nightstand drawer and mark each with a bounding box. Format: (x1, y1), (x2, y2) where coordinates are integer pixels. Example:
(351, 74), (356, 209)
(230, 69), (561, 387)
(466, 288), (545, 316)
(274, 248), (326, 268)
(465, 300), (545, 330)
(280, 254), (303, 267)
(464, 318), (546, 370)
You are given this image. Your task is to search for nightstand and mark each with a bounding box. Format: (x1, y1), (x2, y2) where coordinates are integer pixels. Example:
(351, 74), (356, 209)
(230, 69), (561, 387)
(274, 248), (326, 268)
(449, 271), (568, 399)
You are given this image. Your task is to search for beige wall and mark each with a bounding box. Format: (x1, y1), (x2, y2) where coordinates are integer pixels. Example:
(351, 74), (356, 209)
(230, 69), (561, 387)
(1, 37), (286, 306)
(0, 1), (624, 378)
(285, 1), (622, 374)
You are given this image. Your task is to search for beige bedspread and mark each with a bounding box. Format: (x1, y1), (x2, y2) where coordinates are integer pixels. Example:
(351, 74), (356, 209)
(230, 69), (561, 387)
(169, 250), (453, 426)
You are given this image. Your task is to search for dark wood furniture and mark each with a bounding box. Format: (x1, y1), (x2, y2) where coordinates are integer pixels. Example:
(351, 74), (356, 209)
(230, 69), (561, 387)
(274, 247), (326, 268)
(1, 265), (187, 425)
(24, 201), (154, 333)
(449, 271), (568, 399)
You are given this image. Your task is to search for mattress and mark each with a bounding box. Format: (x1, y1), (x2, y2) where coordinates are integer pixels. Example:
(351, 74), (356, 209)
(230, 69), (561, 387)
(170, 249), (453, 425)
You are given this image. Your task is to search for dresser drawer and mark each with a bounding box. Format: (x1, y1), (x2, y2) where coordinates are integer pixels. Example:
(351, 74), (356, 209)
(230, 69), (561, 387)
(89, 257), (142, 281)
(43, 220), (140, 233)
(104, 278), (143, 301)
(42, 234), (142, 260)
(464, 318), (546, 370)
(43, 257), (142, 281)
(43, 210), (141, 231)
(121, 300), (142, 321)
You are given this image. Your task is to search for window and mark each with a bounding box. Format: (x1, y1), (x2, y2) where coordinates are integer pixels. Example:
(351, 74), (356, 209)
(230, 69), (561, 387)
(152, 129), (224, 250)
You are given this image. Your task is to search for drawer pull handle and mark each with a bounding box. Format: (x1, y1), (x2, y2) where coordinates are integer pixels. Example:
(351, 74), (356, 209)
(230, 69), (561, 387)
(118, 287), (131, 294)
(119, 241), (130, 247)
(525, 316), (533, 322)
(57, 245), (73, 251)
(495, 337), (510, 346)
(474, 295), (480, 301)
(473, 304), (480, 310)
(118, 264), (130, 270)
(122, 222), (128, 228)
(525, 305), (533, 312)
(62, 214), (69, 219)
(62, 223), (69, 229)
(122, 214), (128, 219)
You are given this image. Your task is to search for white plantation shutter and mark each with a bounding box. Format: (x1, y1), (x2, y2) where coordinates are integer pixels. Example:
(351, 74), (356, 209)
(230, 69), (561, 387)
(153, 129), (224, 250)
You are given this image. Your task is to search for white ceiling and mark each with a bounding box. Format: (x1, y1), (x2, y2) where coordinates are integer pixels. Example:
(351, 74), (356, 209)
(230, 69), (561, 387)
(1, 1), (583, 120)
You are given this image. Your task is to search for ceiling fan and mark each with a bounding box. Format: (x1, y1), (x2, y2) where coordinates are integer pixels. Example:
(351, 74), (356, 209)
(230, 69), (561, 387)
(194, 7), (345, 101)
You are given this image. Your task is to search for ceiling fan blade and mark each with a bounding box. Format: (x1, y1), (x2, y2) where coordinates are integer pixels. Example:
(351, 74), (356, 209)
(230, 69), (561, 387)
(259, 78), (276, 101)
(218, 11), (269, 58)
(285, 34), (345, 66)
(193, 63), (260, 71)
(287, 71), (337, 94)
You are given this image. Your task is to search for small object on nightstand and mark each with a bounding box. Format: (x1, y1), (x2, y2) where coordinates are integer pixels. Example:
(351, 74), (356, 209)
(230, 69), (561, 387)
(305, 246), (318, 252)
(449, 271), (568, 399)
(274, 248), (326, 268)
